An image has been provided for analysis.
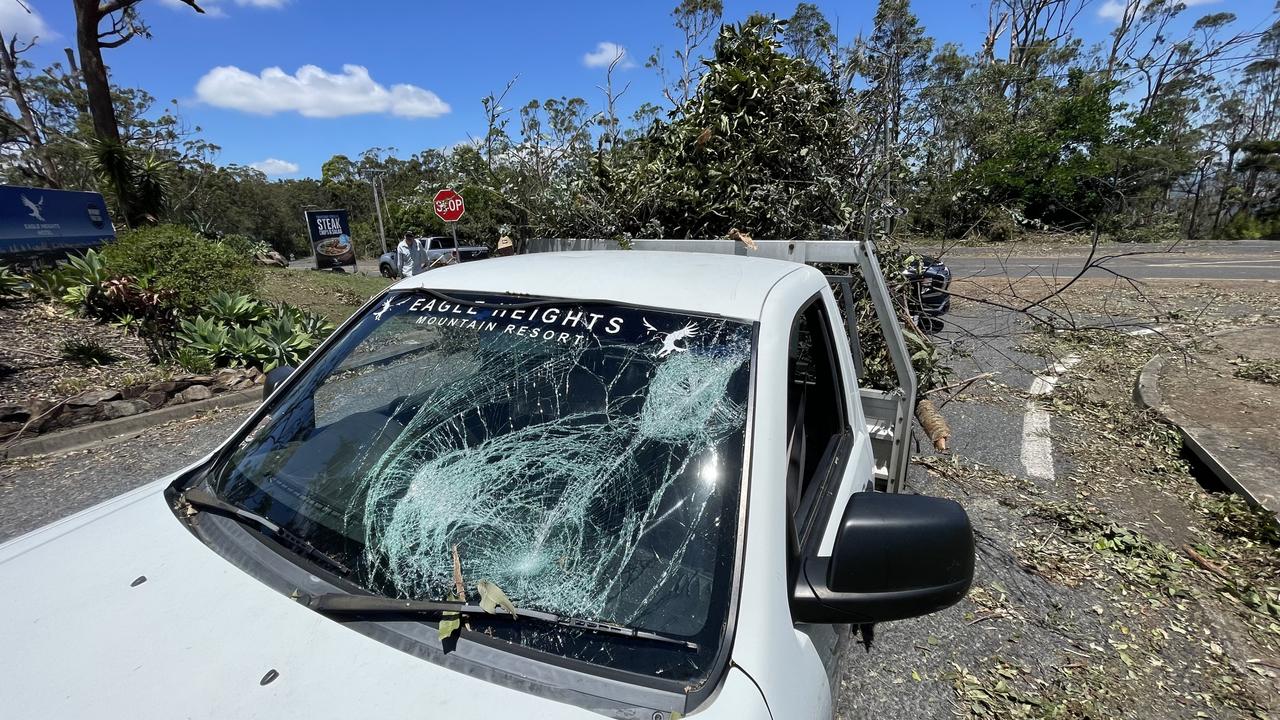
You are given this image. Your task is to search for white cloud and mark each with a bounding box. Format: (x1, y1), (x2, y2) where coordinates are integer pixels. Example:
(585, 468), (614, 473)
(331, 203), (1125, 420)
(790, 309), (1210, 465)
(583, 41), (635, 69)
(1098, 0), (1220, 22)
(195, 64), (451, 119)
(0, 0), (57, 40)
(249, 158), (300, 176)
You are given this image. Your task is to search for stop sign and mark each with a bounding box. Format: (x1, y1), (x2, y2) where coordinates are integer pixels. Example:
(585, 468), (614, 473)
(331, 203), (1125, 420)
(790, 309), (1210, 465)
(433, 188), (466, 223)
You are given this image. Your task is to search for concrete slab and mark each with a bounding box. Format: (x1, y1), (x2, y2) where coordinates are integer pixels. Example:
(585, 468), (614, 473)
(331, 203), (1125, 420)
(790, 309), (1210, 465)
(1136, 325), (1280, 514)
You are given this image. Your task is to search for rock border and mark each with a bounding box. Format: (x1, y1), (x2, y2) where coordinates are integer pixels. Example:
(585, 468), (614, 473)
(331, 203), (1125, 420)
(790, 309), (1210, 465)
(1135, 352), (1263, 509)
(1, 387), (260, 461)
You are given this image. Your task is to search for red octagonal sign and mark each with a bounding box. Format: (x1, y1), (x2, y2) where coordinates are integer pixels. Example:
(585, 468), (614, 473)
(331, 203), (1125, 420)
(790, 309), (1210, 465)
(433, 188), (466, 223)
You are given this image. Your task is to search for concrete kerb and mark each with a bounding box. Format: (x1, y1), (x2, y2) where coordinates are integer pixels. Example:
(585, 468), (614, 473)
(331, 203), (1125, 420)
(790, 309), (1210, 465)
(1, 388), (261, 461)
(1134, 351), (1267, 511)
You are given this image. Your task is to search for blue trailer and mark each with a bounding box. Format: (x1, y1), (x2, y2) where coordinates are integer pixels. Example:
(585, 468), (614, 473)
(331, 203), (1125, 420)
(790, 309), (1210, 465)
(0, 185), (115, 263)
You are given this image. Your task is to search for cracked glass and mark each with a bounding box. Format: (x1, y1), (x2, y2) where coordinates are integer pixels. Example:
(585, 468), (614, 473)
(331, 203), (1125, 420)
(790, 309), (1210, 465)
(214, 290), (754, 682)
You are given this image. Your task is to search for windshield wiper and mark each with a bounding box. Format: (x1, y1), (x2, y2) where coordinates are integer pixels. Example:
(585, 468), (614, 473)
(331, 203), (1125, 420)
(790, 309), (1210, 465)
(182, 488), (352, 576)
(298, 592), (699, 651)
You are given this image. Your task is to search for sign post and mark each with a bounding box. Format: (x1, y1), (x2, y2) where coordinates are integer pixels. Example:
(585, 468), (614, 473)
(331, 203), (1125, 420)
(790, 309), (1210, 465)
(304, 209), (357, 271)
(433, 188), (466, 263)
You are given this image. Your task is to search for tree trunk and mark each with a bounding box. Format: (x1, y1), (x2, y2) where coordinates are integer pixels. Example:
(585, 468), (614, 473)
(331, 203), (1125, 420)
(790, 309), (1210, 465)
(62, 47), (89, 115)
(73, 0), (120, 145)
(1186, 161), (1207, 239)
(0, 34), (60, 186)
(1211, 148), (1236, 237)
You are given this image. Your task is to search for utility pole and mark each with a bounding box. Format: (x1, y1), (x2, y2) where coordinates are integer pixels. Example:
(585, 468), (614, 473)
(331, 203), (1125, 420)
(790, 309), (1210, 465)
(378, 175), (394, 238)
(365, 170), (387, 255)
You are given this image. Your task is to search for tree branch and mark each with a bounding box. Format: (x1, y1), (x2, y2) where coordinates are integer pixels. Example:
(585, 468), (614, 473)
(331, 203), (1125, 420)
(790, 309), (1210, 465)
(98, 29), (137, 48)
(97, 0), (143, 18)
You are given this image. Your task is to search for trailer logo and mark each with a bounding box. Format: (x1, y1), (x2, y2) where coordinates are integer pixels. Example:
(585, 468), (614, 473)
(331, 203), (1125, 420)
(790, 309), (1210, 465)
(20, 194), (45, 222)
(643, 318), (699, 358)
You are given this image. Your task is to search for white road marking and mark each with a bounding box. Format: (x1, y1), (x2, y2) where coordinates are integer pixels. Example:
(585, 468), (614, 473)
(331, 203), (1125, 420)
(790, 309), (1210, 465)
(1020, 356), (1080, 482)
(1147, 259), (1280, 268)
(1019, 326), (1163, 482)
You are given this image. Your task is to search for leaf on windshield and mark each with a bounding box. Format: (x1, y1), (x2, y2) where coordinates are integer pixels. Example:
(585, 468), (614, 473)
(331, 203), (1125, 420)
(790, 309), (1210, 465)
(477, 580), (517, 618)
(439, 591), (462, 642)
(438, 615), (461, 641)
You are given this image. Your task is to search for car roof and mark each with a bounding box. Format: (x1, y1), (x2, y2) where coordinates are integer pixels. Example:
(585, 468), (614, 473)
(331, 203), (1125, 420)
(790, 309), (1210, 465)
(392, 250), (813, 321)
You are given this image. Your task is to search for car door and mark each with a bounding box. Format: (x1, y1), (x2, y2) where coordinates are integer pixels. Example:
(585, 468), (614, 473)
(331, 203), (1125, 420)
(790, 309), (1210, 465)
(784, 291), (866, 686)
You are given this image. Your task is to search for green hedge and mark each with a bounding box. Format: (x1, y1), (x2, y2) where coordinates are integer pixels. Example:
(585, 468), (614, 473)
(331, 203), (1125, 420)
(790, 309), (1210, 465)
(102, 224), (260, 310)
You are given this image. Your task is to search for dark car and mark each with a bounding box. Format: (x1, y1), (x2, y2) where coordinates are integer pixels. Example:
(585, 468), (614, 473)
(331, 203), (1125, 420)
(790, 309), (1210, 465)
(903, 256), (952, 335)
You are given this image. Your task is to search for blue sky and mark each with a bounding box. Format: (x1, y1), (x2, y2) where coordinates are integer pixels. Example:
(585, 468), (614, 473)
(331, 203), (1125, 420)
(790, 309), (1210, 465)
(5, 0), (1273, 179)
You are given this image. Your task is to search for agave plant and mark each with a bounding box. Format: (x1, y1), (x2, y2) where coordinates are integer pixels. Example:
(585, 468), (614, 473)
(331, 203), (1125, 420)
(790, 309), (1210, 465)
(296, 310), (335, 340)
(175, 316), (229, 363)
(225, 326), (268, 368)
(207, 291), (265, 327)
(63, 249), (110, 287)
(254, 314), (314, 370)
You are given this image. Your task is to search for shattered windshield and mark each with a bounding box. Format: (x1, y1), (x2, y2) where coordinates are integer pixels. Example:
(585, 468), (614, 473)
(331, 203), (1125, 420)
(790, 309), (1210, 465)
(213, 290), (753, 681)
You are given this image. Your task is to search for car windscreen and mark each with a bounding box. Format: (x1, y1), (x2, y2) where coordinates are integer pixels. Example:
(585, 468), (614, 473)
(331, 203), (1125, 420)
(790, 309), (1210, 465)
(211, 290), (754, 682)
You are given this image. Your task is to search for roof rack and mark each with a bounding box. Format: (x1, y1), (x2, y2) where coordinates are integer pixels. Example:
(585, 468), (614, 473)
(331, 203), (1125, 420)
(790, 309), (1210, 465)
(525, 238), (917, 493)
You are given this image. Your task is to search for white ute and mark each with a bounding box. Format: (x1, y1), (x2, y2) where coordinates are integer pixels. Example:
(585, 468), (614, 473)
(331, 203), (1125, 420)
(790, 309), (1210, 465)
(0, 240), (973, 719)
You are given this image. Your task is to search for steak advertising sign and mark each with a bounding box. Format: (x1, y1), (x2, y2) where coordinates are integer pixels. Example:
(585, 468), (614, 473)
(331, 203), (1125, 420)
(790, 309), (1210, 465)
(305, 209), (356, 270)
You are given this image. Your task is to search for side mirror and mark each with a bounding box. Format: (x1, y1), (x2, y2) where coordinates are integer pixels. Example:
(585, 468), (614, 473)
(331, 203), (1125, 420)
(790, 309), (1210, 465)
(792, 492), (974, 624)
(263, 365), (295, 399)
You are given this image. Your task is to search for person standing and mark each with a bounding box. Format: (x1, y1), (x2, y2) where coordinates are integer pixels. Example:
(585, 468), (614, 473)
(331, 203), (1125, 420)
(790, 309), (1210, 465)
(396, 232), (418, 278)
(413, 234), (430, 274)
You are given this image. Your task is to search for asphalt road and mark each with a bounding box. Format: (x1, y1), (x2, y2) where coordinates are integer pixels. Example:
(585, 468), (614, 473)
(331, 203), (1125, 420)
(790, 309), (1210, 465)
(0, 407), (253, 543)
(941, 239), (1280, 281)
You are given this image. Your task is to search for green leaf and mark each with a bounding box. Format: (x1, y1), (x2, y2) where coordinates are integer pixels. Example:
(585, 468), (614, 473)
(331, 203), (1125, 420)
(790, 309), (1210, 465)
(438, 615), (461, 641)
(476, 579), (518, 618)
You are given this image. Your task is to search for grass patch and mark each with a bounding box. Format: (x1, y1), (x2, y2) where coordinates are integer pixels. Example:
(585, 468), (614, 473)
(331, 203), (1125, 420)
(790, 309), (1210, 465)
(59, 339), (121, 367)
(258, 268), (390, 325)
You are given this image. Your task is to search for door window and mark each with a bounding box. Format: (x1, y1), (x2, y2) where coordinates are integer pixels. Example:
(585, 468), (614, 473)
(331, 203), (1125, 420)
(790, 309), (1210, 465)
(785, 297), (849, 541)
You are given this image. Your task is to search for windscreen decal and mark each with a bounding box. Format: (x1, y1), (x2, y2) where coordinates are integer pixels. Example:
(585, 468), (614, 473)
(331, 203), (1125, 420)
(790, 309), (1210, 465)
(343, 307), (750, 627)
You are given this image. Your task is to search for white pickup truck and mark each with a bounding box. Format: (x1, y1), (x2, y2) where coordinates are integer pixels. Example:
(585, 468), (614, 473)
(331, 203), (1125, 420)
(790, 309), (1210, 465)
(0, 240), (973, 719)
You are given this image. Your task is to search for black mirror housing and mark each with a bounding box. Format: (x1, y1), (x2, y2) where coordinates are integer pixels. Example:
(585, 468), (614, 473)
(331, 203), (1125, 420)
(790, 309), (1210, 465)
(792, 492), (974, 624)
(263, 365), (295, 399)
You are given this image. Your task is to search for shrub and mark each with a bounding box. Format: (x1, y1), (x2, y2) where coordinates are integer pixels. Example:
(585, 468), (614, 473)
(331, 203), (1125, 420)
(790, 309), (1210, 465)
(174, 300), (333, 372)
(980, 208), (1018, 243)
(102, 224), (259, 310)
(59, 339), (120, 366)
(218, 233), (272, 259)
